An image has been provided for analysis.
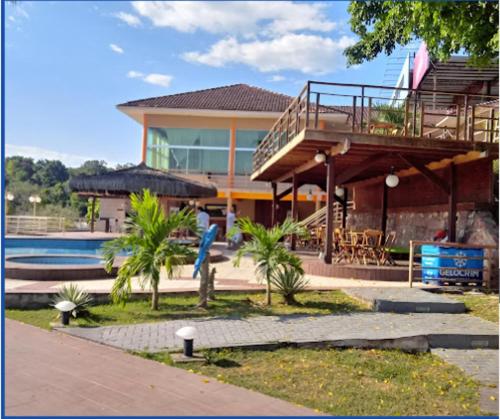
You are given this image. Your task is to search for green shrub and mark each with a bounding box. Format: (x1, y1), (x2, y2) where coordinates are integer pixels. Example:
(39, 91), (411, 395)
(52, 283), (93, 317)
(270, 264), (309, 305)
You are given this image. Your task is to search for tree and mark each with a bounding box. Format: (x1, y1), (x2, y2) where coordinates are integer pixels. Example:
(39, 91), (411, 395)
(103, 189), (197, 310)
(70, 160), (109, 177)
(232, 218), (307, 306)
(32, 159), (69, 187)
(5, 156), (35, 184)
(345, 1), (499, 67)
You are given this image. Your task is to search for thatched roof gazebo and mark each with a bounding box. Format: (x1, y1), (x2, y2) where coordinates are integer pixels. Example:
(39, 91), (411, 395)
(69, 162), (217, 231)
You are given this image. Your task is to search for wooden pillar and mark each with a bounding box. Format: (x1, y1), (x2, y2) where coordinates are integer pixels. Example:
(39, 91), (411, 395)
(448, 163), (457, 242)
(381, 181), (388, 240)
(90, 196), (96, 233)
(342, 188), (348, 229)
(271, 182), (278, 226)
(324, 156), (335, 264)
(227, 119), (237, 212)
(291, 173), (298, 250)
(141, 114), (148, 163)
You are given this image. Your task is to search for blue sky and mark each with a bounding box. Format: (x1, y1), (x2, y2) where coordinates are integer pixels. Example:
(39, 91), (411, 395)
(6, 1), (399, 167)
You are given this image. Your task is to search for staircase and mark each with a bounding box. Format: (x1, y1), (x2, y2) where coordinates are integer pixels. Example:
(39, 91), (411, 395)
(299, 201), (354, 230)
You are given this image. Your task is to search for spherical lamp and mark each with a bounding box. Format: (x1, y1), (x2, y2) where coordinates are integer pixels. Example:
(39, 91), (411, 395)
(385, 174), (399, 188)
(335, 186), (345, 198)
(314, 151), (326, 164)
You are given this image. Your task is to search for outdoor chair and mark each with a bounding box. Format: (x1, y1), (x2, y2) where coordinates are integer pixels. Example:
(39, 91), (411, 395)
(360, 229), (383, 265)
(334, 228), (352, 263)
(377, 231), (397, 265)
(348, 231), (364, 264)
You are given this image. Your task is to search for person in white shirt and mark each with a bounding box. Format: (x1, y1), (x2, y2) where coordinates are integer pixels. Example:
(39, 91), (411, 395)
(226, 205), (242, 249)
(196, 206), (210, 235)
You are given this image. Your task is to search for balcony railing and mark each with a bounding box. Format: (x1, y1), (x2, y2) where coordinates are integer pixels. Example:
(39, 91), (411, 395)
(253, 81), (499, 172)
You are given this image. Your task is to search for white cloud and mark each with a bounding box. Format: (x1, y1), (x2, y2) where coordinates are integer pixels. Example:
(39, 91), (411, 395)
(183, 34), (356, 75)
(127, 70), (144, 78)
(109, 43), (124, 54)
(269, 75), (286, 82)
(143, 73), (173, 87)
(131, 1), (335, 37)
(114, 11), (141, 27)
(127, 71), (173, 87)
(5, 145), (117, 168)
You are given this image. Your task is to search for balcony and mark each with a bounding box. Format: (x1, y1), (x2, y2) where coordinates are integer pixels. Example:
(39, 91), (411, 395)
(252, 81), (499, 184)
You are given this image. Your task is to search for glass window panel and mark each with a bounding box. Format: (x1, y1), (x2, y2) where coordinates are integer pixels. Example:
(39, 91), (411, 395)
(235, 150), (254, 175)
(236, 130), (268, 148)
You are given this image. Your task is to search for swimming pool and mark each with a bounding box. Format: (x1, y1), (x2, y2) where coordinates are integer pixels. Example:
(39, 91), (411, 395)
(7, 255), (105, 265)
(5, 238), (121, 256)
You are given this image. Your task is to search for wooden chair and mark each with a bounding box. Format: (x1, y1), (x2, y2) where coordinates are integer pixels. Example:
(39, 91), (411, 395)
(377, 231), (397, 265)
(334, 228), (352, 263)
(361, 229), (383, 265)
(349, 231), (364, 264)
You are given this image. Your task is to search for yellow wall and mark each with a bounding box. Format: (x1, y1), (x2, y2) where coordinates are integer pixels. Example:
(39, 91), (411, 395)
(146, 114), (276, 131)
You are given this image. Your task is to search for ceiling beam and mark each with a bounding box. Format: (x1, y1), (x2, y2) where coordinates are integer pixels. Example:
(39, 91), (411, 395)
(336, 152), (389, 186)
(397, 153), (450, 195)
(274, 141), (351, 183)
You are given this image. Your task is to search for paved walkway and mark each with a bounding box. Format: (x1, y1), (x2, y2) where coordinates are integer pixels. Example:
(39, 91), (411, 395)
(59, 312), (498, 353)
(431, 348), (499, 414)
(5, 319), (317, 416)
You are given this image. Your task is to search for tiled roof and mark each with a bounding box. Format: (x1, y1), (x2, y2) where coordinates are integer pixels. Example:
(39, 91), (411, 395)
(118, 84), (294, 113)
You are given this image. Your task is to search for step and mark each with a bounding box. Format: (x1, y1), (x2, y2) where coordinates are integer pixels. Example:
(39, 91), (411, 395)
(344, 287), (466, 313)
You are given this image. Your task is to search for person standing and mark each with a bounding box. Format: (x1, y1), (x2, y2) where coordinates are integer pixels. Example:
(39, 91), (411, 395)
(196, 206), (210, 235)
(226, 205), (242, 248)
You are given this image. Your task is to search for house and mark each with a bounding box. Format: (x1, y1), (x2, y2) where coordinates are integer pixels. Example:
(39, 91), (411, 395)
(117, 84), (330, 234)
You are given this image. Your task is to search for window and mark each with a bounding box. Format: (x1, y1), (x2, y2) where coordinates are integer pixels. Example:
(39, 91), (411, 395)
(147, 128), (229, 174)
(235, 130), (268, 175)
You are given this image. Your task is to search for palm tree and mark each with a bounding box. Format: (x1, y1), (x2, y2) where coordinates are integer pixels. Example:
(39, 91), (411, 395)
(103, 189), (197, 310)
(232, 218), (308, 306)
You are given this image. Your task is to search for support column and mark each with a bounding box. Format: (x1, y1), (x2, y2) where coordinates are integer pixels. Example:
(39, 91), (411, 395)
(90, 196), (96, 234)
(381, 181), (388, 240)
(291, 173), (298, 250)
(141, 114), (148, 163)
(448, 163), (457, 242)
(271, 182), (278, 226)
(227, 119), (237, 212)
(342, 188), (348, 229)
(324, 156), (335, 264)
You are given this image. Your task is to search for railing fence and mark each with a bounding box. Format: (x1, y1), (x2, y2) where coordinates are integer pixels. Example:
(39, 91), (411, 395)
(6, 216), (66, 235)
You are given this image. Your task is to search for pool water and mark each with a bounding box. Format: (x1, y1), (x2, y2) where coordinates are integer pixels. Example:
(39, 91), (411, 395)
(8, 255), (104, 265)
(5, 238), (127, 256)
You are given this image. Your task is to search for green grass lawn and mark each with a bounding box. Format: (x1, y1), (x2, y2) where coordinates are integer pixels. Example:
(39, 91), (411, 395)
(451, 293), (499, 323)
(5, 290), (369, 330)
(139, 347), (483, 416)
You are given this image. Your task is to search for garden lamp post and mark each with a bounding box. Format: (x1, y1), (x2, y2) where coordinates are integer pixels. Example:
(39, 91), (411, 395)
(5, 192), (14, 215)
(29, 195), (41, 216)
(175, 326), (197, 357)
(54, 301), (76, 326)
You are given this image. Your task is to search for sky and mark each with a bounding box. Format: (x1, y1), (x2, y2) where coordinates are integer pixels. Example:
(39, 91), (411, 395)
(5, 1), (401, 168)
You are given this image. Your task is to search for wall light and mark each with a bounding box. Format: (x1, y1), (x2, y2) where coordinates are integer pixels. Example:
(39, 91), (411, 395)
(335, 186), (345, 198)
(314, 150), (326, 164)
(385, 167), (399, 188)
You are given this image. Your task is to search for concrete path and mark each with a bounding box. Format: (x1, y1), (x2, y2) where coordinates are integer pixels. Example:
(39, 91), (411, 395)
(432, 348), (499, 415)
(58, 312), (498, 353)
(5, 319), (318, 416)
(343, 287), (466, 313)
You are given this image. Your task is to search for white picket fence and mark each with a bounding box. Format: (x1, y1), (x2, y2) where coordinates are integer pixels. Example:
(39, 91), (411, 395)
(6, 216), (66, 235)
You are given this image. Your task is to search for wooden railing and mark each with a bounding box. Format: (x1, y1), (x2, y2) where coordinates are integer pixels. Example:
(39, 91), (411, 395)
(299, 201), (354, 229)
(408, 240), (497, 290)
(253, 81), (499, 172)
(6, 216), (66, 235)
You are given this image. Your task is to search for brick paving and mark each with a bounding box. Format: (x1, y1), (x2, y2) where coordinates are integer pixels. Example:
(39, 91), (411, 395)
(5, 319), (318, 416)
(431, 348), (499, 414)
(58, 312), (498, 353)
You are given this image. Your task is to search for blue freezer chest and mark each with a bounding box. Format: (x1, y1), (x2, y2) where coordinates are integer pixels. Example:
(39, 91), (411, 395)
(421, 245), (483, 285)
